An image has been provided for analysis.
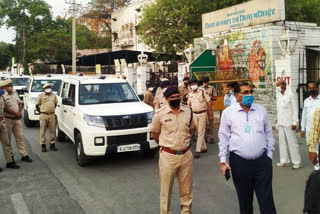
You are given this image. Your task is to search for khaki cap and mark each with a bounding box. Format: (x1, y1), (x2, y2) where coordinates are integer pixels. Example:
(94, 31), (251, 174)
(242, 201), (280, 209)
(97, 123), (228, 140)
(43, 83), (52, 89)
(0, 80), (7, 87)
(161, 78), (169, 82)
(2, 79), (13, 87)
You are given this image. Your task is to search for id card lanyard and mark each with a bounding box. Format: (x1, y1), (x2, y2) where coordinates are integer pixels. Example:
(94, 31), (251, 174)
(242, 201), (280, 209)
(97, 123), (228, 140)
(244, 112), (251, 133)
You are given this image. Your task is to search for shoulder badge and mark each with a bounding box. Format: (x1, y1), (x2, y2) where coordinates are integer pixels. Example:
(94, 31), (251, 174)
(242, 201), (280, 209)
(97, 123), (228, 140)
(155, 105), (165, 113)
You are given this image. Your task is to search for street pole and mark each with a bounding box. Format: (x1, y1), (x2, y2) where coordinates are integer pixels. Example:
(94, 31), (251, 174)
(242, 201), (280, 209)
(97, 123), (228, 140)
(72, 0), (76, 73)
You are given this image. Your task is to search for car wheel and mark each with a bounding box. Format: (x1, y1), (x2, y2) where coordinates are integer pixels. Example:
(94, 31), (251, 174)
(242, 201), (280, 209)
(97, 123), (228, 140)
(56, 118), (66, 142)
(23, 110), (34, 127)
(143, 148), (158, 158)
(75, 133), (89, 167)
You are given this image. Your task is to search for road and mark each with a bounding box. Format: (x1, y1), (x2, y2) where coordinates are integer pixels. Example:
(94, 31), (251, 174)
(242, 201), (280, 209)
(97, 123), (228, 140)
(0, 117), (315, 214)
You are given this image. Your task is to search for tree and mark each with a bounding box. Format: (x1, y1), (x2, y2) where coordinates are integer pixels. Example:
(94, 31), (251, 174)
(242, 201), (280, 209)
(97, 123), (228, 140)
(137, 0), (248, 59)
(0, 42), (14, 69)
(286, 0), (320, 25)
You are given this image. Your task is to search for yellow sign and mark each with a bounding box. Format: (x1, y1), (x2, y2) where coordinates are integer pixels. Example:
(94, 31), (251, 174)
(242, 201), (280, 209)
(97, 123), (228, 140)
(202, 0), (285, 35)
(96, 64), (101, 74)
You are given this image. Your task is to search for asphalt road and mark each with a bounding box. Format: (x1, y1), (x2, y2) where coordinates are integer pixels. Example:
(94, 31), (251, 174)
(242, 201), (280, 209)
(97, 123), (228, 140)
(0, 118), (316, 214)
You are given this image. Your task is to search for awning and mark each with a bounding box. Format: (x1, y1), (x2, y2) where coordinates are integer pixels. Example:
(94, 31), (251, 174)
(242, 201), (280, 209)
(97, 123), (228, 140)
(306, 47), (320, 52)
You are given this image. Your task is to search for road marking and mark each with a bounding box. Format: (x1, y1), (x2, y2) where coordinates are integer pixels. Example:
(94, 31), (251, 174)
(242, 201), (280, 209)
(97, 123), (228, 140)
(10, 193), (30, 214)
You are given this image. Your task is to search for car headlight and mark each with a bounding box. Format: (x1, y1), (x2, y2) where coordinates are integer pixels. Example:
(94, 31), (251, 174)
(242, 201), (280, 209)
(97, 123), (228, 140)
(83, 114), (105, 128)
(147, 111), (153, 124)
(30, 97), (37, 104)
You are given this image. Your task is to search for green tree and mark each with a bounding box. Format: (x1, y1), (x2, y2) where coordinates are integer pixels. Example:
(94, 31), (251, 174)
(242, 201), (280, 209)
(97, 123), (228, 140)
(0, 42), (14, 69)
(286, 0), (320, 25)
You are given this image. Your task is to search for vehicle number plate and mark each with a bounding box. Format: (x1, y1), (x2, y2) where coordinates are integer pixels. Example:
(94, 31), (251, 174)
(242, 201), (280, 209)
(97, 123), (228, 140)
(117, 144), (140, 153)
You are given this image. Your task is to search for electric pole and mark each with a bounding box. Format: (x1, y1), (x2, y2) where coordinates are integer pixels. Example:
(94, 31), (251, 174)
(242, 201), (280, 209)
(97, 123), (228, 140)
(72, 0), (76, 73)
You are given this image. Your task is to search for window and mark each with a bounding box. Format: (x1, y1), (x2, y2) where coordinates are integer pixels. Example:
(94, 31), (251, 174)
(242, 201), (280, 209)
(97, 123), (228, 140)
(31, 79), (62, 92)
(68, 84), (76, 104)
(10, 78), (29, 86)
(61, 83), (69, 98)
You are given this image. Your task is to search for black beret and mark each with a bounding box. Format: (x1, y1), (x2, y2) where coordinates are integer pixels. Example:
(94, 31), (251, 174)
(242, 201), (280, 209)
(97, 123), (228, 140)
(202, 76), (209, 82)
(189, 79), (197, 84)
(160, 80), (170, 88)
(163, 85), (179, 98)
(146, 82), (153, 88)
(183, 77), (189, 81)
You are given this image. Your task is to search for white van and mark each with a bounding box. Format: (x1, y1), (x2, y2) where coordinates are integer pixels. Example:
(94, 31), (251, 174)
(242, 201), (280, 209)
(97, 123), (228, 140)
(55, 75), (158, 166)
(23, 75), (63, 127)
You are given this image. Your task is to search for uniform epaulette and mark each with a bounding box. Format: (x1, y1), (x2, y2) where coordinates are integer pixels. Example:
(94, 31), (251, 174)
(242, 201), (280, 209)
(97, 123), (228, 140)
(155, 105), (166, 113)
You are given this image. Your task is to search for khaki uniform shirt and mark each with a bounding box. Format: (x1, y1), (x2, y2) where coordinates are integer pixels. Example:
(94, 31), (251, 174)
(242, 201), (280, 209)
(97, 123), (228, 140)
(37, 93), (57, 113)
(3, 91), (21, 117)
(179, 85), (189, 104)
(0, 95), (5, 118)
(187, 88), (210, 112)
(143, 90), (154, 107)
(200, 85), (217, 101)
(151, 104), (194, 151)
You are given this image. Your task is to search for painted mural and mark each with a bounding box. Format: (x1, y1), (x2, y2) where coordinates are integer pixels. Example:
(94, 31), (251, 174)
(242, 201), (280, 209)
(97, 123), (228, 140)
(194, 27), (272, 88)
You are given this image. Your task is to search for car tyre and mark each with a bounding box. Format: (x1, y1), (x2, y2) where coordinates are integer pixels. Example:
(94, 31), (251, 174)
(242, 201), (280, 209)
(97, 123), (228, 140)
(143, 148), (158, 158)
(56, 118), (66, 142)
(23, 110), (34, 127)
(75, 133), (89, 167)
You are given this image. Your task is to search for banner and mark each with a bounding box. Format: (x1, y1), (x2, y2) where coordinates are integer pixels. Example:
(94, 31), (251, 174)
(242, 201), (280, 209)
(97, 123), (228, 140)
(95, 64), (101, 74)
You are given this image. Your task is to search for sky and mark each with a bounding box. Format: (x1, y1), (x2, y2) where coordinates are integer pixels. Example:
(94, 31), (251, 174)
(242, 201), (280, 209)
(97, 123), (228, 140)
(0, 0), (90, 43)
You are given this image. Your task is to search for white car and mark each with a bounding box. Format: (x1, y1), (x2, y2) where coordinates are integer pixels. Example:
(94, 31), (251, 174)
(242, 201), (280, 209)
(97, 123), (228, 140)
(9, 75), (30, 101)
(23, 75), (63, 127)
(55, 75), (158, 166)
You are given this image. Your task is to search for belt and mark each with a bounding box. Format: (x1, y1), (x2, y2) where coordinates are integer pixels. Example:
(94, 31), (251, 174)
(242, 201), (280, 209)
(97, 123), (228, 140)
(161, 146), (190, 155)
(193, 110), (206, 114)
(5, 116), (19, 120)
(40, 112), (54, 115)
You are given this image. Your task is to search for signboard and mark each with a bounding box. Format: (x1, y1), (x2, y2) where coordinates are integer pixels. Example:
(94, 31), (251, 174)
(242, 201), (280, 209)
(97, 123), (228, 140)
(202, 0), (285, 35)
(120, 59), (127, 71)
(95, 64), (101, 74)
(114, 59), (121, 73)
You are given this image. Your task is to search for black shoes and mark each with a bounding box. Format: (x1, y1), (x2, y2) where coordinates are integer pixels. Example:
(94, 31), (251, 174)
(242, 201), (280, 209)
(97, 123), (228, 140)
(0, 167), (2, 172)
(6, 161), (20, 169)
(21, 155), (33, 162)
(50, 144), (58, 151)
(41, 144), (47, 152)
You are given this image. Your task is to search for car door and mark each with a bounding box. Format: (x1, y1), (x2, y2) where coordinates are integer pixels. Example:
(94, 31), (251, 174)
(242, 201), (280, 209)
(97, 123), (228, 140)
(63, 83), (76, 138)
(58, 82), (69, 133)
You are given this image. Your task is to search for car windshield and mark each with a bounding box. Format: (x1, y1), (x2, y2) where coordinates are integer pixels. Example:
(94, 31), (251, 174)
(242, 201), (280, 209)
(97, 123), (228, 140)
(79, 83), (139, 105)
(11, 77), (29, 86)
(31, 79), (62, 92)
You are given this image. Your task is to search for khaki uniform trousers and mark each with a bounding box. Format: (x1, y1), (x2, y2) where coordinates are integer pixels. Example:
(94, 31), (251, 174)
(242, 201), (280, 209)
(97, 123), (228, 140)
(193, 112), (207, 152)
(159, 149), (193, 214)
(206, 106), (214, 141)
(0, 120), (13, 162)
(40, 114), (56, 145)
(5, 119), (27, 157)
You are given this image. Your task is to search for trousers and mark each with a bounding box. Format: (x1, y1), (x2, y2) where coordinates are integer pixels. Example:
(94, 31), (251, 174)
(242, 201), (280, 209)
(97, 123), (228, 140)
(5, 119), (27, 157)
(40, 114), (56, 145)
(193, 112), (207, 152)
(0, 120), (13, 162)
(278, 126), (301, 165)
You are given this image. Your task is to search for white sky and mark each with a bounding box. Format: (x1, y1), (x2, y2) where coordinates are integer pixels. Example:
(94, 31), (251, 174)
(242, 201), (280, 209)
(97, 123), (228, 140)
(0, 0), (90, 43)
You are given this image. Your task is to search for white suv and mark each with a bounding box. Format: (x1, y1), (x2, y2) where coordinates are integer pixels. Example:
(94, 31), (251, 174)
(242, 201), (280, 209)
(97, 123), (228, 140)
(23, 75), (63, 127)
(9, 75), (30, 101)
(55, 75), (158, 166)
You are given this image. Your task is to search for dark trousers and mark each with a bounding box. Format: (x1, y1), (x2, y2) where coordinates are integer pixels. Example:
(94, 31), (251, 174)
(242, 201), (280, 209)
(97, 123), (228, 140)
(230, 152), (277, 214)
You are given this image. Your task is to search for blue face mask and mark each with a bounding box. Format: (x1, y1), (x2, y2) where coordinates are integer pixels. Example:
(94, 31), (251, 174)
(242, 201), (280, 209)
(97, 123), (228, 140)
(0, 89), (5, 95)
(229, 90), (234, 95)
(241, 95), (254, 106)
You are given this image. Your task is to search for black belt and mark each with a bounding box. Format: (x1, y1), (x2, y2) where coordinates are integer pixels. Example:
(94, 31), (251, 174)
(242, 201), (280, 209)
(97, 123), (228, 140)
(5, 116), (19, 120)
(161, 146), (190, 155)
(193, 110), (206, 114)
(40, 112), (54, 115)
(230, 151), (267, 161)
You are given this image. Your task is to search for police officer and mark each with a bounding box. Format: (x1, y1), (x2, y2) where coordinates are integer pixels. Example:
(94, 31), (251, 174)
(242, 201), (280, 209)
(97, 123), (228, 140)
(179, 77), (190, 105)
(152, 85), (194, 214)
(0, 80), (20, 170)
(3, 79), (32, 162)
(188, 79), (213, 158)
(200, 76), (217, 144)
(154, 79), (170, 110)
(36, 83), (58, 152)
(143, 82), (155, 108)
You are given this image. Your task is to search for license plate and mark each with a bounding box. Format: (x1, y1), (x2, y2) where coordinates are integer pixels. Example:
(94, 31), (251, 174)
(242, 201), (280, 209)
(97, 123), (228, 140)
(117, 144), (140, 153)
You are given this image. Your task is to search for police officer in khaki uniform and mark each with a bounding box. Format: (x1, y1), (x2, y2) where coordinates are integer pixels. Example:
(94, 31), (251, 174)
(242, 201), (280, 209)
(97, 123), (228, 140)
(36, 83), (58, 152)
(3, 79), (32, 162)
(188, 79), (213, 158)
(200, 76), (217, 144)
(152, 85), (194, 214)
(154, 79), (170, 110)
(179, 77), (190, 105)
(0, 80), (20, 170)
(143, 83), (155, 108)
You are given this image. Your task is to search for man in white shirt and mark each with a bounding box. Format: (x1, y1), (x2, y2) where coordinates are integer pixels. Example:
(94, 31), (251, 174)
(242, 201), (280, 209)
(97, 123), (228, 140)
(276, 80), (302, 169)
(300, 82), (320, 170)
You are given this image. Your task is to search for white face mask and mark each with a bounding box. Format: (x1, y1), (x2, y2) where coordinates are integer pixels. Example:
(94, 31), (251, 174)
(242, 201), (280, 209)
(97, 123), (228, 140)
(149, 87), (154, 92)
(191, 85), (198, 91)
(45, 88), (52, 93)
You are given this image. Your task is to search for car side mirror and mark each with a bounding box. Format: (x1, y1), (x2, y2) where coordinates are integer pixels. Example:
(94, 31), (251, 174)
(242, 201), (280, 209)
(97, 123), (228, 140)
(23, 87), (29, 93)
(138, 94), (144, 101)
(62, 97), (75, 106)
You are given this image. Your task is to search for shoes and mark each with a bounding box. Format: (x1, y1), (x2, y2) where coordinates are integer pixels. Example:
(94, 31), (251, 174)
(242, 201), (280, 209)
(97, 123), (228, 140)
(201, 149), (208, 153)
(21, 155), (33, 162)
(0, 167), (2, 172)
(41, 144), (47, 152)
(50, 143), (58, 151)
(276, 162), (291, 167)
(292, 164), (302, 169)
(194, 152), (201, 159)
(6, 162), (20, 169)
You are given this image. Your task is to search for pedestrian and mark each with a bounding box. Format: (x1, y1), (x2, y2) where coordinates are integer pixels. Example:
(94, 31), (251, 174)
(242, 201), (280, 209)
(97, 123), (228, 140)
(218, 82), (276, 214)
(224, 82), (238, 107)
(307, 108), (320, 167)
(151, 85), (194, 214)
(303, 170), (320, 214)
(301, 82), (320, 171)
(275, 80), (302, 169)
(143, 82), (155, 108)
(200, 76), (217, 144)
(3, 79), (32, 162)
(0, 80), (20, 171)
(36, 83), (58, 152)
(188, 79), (213, 158)
(179, 77), (189, 105)
(154, 79), (170, 110)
